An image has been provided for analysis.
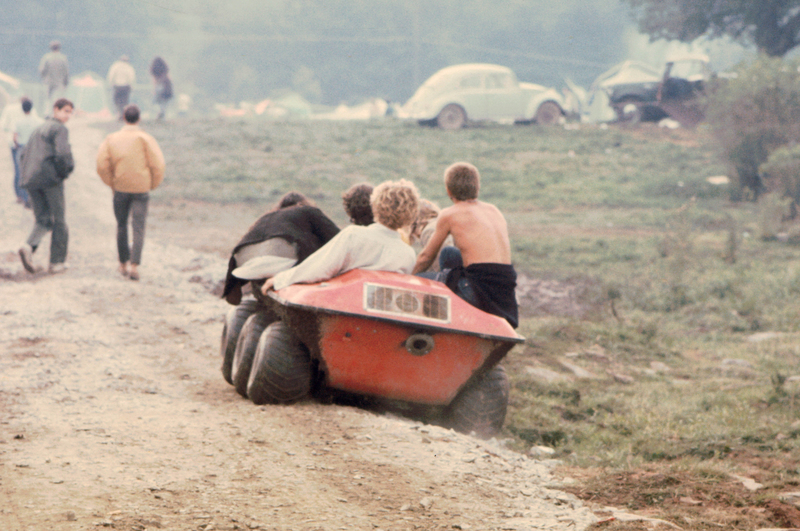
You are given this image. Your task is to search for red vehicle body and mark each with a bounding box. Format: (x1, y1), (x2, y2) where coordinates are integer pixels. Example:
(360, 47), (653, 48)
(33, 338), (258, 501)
(221, 269), (524, 438)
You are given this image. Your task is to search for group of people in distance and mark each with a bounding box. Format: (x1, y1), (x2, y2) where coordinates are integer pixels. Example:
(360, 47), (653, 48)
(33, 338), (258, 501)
(223, 162), (518, 329)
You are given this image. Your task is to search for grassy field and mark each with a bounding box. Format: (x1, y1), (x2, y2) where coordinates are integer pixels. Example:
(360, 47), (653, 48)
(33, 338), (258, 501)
(138, 116), (800, 529)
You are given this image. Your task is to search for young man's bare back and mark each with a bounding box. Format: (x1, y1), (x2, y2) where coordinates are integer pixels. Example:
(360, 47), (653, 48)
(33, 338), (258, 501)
(413, 162), (518, 328)
(414, 199), (510, 271)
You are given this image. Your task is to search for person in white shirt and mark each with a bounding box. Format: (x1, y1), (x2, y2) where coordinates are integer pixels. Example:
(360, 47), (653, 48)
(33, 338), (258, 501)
(0, 97), (42, 207)
(107, 55), (136, 120)
(262, 179), (419, 293)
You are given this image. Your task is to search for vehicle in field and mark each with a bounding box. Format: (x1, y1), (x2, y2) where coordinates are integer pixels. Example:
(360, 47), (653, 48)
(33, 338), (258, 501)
(220, 269), (523, 438)
(582, 53), (711, 127)
(399, 63), (566, 130)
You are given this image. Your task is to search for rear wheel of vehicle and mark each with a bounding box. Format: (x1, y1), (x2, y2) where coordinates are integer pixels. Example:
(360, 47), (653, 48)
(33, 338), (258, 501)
(534, 101), (562, 125)
(247, 321), (313, 405)
(436, 104), (466, 130)
(220, 299), (260, 385)
(231, 311), (277, 397)
(615, 99), (642, 123)
(444, 365), (509, 439)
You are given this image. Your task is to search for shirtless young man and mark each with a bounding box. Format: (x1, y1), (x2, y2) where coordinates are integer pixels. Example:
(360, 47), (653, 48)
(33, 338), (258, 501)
(412, 162), (518, 328)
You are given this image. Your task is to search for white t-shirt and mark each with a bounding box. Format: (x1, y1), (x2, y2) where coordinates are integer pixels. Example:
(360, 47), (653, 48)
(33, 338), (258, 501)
(272, 223), (416, 290)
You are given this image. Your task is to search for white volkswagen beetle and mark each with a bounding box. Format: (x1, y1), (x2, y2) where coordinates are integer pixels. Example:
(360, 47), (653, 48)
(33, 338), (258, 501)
(399, 63), (565, 130)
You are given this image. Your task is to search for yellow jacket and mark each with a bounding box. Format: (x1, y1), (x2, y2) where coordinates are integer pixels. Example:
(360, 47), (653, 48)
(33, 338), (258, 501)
(96, 124), (165, 193)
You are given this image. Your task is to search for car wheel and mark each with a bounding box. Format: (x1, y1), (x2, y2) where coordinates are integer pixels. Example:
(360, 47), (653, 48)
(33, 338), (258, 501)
(444, 365), (509, 439)
(534, 101), (562, 125)
(615, 99), (642, 123)
(436, 104), (466, 130)
(247, 321), (313, 405)
(231, 311), (277, 398)
(220, 299), (260, 385)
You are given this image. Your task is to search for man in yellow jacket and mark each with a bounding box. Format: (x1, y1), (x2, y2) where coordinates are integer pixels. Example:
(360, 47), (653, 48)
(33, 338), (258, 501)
(96, 104), (165, 280)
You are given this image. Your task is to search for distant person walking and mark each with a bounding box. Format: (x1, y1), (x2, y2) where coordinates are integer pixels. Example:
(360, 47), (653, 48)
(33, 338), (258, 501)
(12, 98), (44, 208)
(149, 56), (173, 120)
(18, 98), (75, 275)
(39, 41), (69, 106)
(0, 96), (42, 207)
(106, 55), (136, 120)
(96, 104), (165, 281)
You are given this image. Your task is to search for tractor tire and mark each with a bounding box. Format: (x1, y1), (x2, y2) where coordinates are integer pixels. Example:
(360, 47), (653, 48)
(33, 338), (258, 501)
(231, 311), (276, 397)
(220, 299), (260, 385)
(436, 104), (466, 130)
(247, 321), (313, 405)
(444, 365), (509, 439)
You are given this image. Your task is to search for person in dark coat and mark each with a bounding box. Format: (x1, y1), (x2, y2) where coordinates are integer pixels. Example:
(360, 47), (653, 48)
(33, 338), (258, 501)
(222, 192), (340, 305)
(149, 56), (173, 120)
(18, 98), (75, 275)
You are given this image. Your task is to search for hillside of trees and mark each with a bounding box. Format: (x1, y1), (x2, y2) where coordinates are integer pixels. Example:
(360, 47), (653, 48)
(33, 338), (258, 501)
(1, 0), (628, 106)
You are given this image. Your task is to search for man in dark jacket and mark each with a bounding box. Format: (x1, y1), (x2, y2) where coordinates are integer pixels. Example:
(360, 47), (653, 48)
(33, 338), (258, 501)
(19, 98), (74, 274)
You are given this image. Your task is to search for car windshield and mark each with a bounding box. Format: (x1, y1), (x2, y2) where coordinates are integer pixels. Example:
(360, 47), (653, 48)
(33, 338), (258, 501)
(669, 60), (708, 81)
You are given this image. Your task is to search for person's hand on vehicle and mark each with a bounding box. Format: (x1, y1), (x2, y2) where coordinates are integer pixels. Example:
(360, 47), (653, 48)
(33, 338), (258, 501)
(260, 278), (275, 295)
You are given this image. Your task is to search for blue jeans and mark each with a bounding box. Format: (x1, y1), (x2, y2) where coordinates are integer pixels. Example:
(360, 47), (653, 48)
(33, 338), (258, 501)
(11, 145), (29, 205)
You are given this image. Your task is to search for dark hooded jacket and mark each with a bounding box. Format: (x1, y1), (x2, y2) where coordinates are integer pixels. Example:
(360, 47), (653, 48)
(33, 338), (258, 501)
(222, 205), (340, 304)
(20, 117), (74, 190)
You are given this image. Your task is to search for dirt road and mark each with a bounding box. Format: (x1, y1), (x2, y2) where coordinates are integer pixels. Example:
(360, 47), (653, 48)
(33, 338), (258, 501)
(0, 118), (598, 531)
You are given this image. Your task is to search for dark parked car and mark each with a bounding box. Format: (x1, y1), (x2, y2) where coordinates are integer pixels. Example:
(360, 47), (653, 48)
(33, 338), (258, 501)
(588, 53), (711, 126)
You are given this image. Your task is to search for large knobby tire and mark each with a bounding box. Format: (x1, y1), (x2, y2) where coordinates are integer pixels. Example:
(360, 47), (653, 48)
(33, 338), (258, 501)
(231, 311), (276, 397)
(247, 321), (313, 405)
(220, 299), (260, 385)
(436, 104), (466, 130)
(444, 365), (510, 439)
(534, 101), (562, 125)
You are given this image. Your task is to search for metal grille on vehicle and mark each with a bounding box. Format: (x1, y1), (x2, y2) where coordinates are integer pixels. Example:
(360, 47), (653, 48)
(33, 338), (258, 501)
(364, 284), (450, 323)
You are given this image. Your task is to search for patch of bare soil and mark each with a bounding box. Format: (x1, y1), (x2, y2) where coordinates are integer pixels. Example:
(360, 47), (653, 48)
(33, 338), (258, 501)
(0, 118), (601, 531)
(558, 457), (800, 530)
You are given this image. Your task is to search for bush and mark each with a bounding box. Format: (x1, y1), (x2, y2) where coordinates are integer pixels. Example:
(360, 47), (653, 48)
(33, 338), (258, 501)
(759, 144), (800, 218)
(706, 57), (800, 201)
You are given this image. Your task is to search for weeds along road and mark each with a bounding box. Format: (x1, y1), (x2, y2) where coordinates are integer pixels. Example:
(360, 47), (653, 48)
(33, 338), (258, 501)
(0, 117), (597, 531)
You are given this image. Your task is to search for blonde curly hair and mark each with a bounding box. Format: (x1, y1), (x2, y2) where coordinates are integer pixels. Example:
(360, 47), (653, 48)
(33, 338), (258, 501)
(444, 162), (480, 201)
(370, 179), (420, 230)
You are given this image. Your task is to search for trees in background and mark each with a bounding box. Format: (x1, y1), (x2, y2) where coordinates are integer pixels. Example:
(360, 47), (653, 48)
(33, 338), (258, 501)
(623, 0), (800, 57)
(0, 0), (626, 106)
(705, 57), (800, 202)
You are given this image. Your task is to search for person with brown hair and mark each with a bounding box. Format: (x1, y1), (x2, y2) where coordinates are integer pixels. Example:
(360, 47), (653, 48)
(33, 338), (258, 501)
(18, 98), (74, 275)
(261, 179), (419, 294)
(341, 182), (374, 226)
(96, 104), (165, 281)
(413, 162), (518, 327)
(222, 192), (340, 305)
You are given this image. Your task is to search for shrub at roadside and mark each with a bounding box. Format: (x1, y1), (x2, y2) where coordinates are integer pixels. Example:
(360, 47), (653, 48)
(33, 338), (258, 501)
(706, 56), (800, 201)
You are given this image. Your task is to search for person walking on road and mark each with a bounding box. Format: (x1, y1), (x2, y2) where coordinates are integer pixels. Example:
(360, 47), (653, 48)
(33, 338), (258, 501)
(149, 56), (172, 120)
(39, 41), (69, 107)
(12, 98), (44, 208)
(18, 98), (75, 275)
(106, 55), (136, 121)
(0, 96), (42, 207)
(96, 104), (165, 281)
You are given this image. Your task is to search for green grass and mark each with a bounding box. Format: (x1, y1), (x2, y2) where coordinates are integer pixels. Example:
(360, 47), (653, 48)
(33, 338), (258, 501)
(142, 115), (800, 474)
